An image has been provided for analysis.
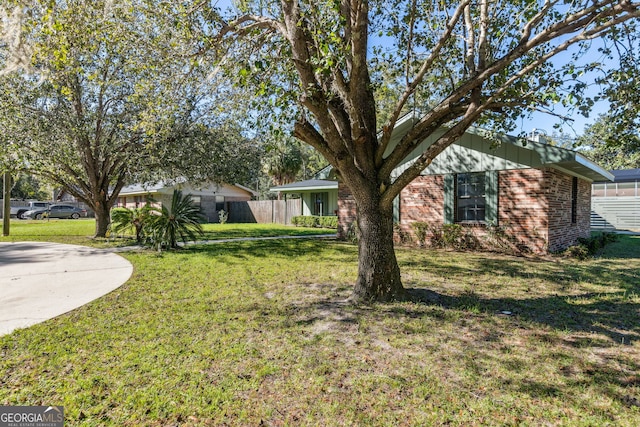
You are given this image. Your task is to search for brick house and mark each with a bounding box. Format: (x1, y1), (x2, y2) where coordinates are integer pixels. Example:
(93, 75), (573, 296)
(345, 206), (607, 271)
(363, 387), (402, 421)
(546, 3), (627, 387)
(117, 181), (257, 223)
(272, 117), (613, 254)
(336, 117), (613, 254)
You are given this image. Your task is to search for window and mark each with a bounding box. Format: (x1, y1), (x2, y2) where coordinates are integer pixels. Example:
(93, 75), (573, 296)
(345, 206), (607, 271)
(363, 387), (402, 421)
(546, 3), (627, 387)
(190, 195), (202, 208)
(617, 182), (636, 197)
(215, 196), (225, 212)
(571, 176), (578, 224)
(311, 192), (329, 216)
(456, 173), (486, 222)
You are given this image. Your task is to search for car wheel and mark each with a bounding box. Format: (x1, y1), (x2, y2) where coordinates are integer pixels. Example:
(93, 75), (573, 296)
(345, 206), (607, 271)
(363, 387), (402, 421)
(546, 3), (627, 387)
(71, 213), (80, 219)
(17, 210), (27, 219)
(35, 213), (43, 220)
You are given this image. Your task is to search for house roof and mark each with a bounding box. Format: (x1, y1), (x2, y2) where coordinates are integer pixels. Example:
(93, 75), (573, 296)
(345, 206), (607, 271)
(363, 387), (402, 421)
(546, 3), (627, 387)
(474, 128), (615, 182)
(599, 168), (640, 183)
(393, 119), (614, 182)
(120, 182), (168, 195)
(271, 115), (614, 195)
(270, 179), (338, 192)
(120, 181), (258, 197)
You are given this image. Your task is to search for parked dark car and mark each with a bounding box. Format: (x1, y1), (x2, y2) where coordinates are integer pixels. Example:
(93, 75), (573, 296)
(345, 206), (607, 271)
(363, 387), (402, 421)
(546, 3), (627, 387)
(24, 204), (87, 220)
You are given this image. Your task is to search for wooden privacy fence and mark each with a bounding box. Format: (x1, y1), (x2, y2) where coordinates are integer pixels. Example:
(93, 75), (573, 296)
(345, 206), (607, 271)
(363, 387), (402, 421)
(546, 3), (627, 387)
(228, 199), (301, 224)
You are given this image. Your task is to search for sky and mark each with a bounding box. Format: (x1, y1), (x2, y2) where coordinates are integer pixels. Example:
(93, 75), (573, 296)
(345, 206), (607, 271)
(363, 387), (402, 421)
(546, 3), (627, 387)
(514, 42), (613, 140)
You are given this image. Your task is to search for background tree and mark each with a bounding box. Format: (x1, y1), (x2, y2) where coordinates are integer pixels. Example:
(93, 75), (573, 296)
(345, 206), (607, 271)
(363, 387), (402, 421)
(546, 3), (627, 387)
(0, 1), (257, 237)
(576, 114), (640, 169)
(263, 135), (303, 192)
(212, 0), (640, 302)
(10, 174), (51, 200)
(600, 25), (640, 138)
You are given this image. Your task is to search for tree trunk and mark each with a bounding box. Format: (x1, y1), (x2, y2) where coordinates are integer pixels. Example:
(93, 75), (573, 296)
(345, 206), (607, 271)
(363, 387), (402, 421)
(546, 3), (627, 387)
(350, 197), (406, 303)
(3, 172), (11, 237)
(94, 201), (111, 238)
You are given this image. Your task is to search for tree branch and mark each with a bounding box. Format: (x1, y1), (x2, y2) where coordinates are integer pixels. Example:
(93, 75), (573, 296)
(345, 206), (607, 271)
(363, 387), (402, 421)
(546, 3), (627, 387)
(376, 0), (470, 165)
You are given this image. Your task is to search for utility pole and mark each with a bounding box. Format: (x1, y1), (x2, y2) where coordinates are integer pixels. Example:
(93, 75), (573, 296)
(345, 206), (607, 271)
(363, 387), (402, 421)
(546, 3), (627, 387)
(2, 171), (10, 236)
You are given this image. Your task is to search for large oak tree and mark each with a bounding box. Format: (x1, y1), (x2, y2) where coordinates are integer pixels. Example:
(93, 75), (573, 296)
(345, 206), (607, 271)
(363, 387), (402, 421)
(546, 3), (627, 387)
(0, 1), (258, 237)
(211, 0), (640, 302)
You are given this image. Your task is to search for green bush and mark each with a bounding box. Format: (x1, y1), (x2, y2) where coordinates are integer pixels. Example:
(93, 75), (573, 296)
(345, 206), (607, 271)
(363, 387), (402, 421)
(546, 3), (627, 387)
(423, 223), (481, 250)
(394, 224), (411, 245)
(411, 222), (430, 246)
(442, 224), (464, 247)
(565, 244), (591, 260)
(291, 215), (337, 229)
(346, 221), (359, 244)
(318, 216), (338, 229)
(573, 232), (619, 258)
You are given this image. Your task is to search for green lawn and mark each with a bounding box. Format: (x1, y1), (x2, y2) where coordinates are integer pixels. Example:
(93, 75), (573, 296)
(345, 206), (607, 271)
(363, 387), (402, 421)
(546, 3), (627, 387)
(0, 219), (335, 247)
(1, 224), (639, 426)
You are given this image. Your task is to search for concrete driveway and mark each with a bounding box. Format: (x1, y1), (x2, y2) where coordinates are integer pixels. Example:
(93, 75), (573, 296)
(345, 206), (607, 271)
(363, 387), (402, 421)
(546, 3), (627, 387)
(0, 242), (133, 335)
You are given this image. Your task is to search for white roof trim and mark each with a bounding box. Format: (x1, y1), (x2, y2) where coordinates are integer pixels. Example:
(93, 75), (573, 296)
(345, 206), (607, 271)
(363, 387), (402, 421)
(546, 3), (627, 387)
(575, 153), (615, 182)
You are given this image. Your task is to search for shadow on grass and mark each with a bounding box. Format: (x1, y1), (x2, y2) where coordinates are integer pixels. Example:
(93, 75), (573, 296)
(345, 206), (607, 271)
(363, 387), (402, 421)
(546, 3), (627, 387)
(181, 236), (639, 347)
(287, 287), (640, 412)
(184, 238), (359, 264)
(401, 254), (639, 293)
(405, 288), (639, 346)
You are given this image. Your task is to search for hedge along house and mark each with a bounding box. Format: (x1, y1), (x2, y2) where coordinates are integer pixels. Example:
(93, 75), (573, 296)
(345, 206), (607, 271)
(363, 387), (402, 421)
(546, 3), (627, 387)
(116, 181), (257, 223)
(591, 168), (640, 231)
(337, 115), (614, 254)
(269, 179), (339, 217)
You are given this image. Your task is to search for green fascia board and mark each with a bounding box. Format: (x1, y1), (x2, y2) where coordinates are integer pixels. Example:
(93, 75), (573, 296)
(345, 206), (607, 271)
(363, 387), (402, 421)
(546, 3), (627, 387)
(395, 124), (613, 182)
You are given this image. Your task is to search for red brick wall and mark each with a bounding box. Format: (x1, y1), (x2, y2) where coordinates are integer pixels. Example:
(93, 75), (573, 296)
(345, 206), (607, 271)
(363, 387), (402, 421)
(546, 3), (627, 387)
(399, 175), (445, 227)
(498, 169), (548, 253)
(545, 169), (591, 252)
(337, 168), (590, 253)
(337, 183), (357, 238)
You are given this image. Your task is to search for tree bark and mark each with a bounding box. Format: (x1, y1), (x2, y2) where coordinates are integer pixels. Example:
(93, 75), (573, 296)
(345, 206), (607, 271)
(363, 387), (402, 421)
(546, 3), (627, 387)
(349, 195), (406, 303)
(93, 199), (112, 238)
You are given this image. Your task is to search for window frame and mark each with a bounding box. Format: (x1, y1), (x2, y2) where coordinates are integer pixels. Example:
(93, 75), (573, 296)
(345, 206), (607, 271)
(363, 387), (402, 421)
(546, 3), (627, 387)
(455, 172), (487, 223)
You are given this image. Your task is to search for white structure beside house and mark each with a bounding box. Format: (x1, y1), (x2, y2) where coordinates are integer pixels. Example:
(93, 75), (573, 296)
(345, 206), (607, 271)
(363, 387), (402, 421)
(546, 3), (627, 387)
(117, 181), (257, 223)
(591, 169), (640, 231)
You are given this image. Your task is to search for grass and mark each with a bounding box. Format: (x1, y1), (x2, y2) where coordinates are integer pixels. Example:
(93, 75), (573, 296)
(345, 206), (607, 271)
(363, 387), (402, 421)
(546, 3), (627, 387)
(0, 219), (335, 248)
(1, 224), (639, 425)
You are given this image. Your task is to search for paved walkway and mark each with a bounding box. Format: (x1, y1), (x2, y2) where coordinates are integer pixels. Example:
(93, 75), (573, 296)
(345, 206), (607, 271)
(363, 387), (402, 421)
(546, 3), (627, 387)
(0, 242), (134, 336)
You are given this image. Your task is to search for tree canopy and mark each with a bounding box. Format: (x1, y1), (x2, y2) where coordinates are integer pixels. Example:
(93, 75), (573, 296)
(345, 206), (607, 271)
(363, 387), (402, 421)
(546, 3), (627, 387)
(0, 0), (259, 236)
(577, 114), (640, 169)
(211, 0), (640, 302)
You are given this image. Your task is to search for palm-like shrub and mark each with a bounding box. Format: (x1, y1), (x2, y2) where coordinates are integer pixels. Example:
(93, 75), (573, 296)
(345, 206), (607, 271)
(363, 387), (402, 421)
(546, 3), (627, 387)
(147, 190), (204, 250)
(110, 205), (153, 243)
